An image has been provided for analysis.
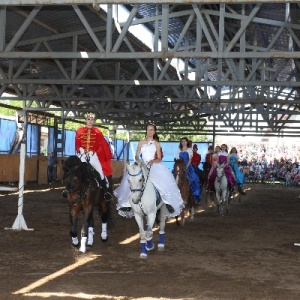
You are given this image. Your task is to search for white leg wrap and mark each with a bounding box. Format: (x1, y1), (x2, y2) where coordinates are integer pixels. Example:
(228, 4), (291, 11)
(79, 237), (87, 253)
(87, 227), (94, 246)
(72, 237), (79, 246)
(101, 223), (108, 240)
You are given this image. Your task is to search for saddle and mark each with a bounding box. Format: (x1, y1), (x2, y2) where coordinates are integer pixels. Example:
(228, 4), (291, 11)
(154, 187), (174, 213)
(89, 166), (112, 201)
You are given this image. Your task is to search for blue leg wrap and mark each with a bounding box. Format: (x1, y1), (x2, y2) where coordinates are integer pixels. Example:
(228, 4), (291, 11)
(146, 239), (154, 250)
(141, 242), (147, 256)
(159, 233), (165, 245)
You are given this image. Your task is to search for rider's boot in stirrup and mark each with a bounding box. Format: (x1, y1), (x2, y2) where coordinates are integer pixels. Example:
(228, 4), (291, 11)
(99, 178), (112, 201)
(166, 204), (175, 214)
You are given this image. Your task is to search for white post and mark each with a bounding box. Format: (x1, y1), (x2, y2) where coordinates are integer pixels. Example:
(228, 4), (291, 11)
(5, 143), (33, 231)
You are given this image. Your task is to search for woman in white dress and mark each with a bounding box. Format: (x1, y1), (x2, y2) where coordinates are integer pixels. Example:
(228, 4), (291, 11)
(114, 123), (184, 218)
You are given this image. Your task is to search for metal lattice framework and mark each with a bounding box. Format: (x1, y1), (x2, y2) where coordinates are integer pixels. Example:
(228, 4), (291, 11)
(0, 1), (300, 136)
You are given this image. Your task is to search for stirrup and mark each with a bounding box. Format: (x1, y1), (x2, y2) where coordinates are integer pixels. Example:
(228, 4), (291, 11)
(104, 191), (112, 201)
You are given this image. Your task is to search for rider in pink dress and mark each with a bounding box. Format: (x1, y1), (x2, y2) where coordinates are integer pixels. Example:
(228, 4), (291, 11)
(206, 146), (220, 190)
(206, 144), (235, 191)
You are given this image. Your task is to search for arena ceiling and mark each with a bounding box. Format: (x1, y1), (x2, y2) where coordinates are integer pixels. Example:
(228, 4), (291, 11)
(0, 1), (300, 137)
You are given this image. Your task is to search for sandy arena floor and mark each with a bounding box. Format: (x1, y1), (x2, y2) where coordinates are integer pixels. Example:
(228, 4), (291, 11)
(0, 182), (300, 300)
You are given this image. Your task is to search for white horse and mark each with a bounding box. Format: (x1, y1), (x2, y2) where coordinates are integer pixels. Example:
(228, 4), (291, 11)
(126, 160), (168, 259)
(214, 162), (229, 216)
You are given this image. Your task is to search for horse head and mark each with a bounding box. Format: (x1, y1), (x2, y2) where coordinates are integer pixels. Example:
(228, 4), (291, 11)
(63, 156), (91, 196)
(174, 158), (185, 186)
(126, 161), (145, 204)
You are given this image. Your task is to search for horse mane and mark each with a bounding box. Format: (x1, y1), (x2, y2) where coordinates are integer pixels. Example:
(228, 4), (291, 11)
(63, 155), (93, 185)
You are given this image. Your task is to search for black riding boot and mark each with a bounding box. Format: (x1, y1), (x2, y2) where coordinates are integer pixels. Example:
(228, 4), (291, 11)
(99, 178), (112, 201)
(166, 204), (175, 214)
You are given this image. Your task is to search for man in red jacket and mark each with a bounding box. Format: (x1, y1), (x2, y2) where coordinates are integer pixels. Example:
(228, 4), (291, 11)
(75, 112), (113, 200)
(191, 144), (201, 168)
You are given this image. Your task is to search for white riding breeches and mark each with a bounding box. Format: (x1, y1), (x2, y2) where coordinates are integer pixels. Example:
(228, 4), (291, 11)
(77, 149), (105, 180)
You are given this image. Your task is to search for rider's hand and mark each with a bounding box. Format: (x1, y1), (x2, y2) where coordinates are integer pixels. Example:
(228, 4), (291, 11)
(79, 147), (85, 154)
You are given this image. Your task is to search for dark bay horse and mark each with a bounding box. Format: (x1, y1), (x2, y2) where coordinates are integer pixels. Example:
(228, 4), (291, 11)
(174, 158), (196, 226)
(63, 156), (111, 253)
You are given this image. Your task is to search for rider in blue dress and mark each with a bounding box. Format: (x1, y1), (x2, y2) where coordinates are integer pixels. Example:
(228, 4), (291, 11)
(176, 137), (201, 203)
(229, 147), (246, 195)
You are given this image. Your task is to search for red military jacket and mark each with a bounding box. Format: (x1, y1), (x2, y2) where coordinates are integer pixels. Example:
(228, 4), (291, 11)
(191, 151), (201, 167)
(205, 152), (213, 164)
(75, 126), (113, 176)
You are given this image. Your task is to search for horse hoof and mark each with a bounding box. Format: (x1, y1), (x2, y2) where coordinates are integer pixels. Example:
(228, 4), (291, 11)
(87, 243), (93, 247)
(140, 253), (147, 259)
(101, 237), (108, 242)
(157, 244), (165, 251)
(79, 247), (86, 253)
(72, 242), (80, 247)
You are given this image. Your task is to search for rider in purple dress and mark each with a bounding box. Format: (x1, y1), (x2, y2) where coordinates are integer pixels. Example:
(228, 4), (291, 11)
(206, 144), (235, 191)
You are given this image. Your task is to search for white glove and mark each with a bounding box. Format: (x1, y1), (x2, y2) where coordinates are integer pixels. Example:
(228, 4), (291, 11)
(79, 147), (85, 155)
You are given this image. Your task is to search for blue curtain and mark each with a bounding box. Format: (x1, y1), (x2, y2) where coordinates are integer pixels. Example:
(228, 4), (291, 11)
(64, 130), (76, 156)
(0, 119), (17, 153)
(26, 124), (39, 156)
(48, 127), (55, 154)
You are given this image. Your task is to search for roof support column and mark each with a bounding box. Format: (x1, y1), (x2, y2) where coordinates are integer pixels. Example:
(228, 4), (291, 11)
(0, 6), (6, 51)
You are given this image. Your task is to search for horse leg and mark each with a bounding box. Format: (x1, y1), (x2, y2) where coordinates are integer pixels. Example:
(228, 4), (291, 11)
(87, 216), (94, 247)
(157, 205), (168, 250)
(145, 212), (156, 252)
(99, 199), (109, 242)
(70, 208), (79, 247)
(134, 214), (147, 259)
(79, 206), (93, 253)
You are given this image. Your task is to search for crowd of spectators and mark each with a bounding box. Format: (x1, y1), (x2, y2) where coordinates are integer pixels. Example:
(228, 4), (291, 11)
(223, 142), (300, 186)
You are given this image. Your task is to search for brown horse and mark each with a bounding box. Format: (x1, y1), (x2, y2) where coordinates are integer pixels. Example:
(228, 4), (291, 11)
(63, 156), (111, 253)
(173, 159), (196, 226)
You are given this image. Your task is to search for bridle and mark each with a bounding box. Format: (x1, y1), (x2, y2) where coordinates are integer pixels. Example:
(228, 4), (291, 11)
(127, 165), (150, 215)
(216, 164), (226, 191)
(175, 161), (185, 187)
(216, 165), (226, 182)
(64, 168), (92, 206)
(128, 169), (145, 194)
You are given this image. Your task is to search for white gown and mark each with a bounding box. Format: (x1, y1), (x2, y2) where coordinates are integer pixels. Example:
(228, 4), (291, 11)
(114, 141), (184, 218)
